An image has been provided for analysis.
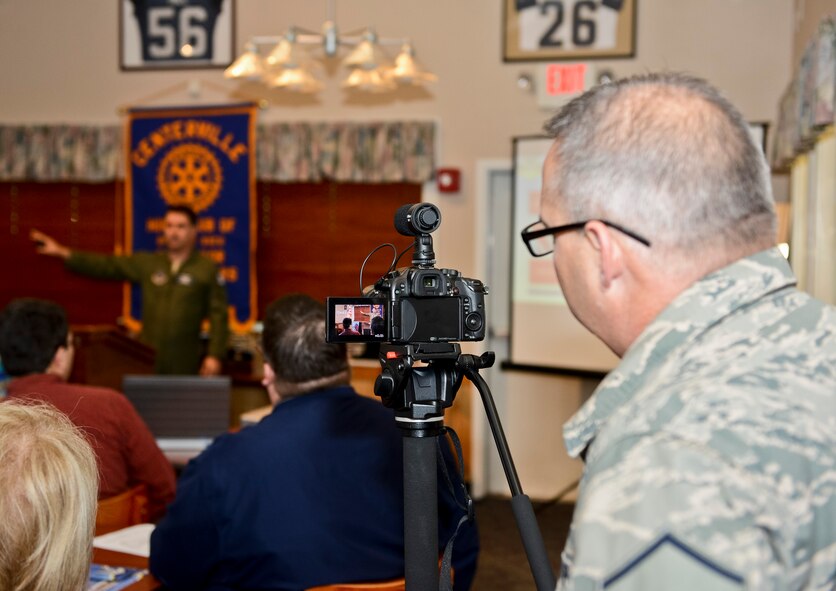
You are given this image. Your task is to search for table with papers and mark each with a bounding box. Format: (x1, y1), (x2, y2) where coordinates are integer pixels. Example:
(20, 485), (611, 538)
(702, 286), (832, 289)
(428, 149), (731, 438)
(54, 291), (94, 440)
(89, 524), (159, 591)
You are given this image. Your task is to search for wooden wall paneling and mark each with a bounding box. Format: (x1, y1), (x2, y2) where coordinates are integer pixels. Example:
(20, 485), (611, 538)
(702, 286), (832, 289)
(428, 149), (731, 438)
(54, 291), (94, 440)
(256, 182), (419, 310)
(257, 182), (335, 309)
(0, 182), (122, 325)
(331, 182), (419, 296)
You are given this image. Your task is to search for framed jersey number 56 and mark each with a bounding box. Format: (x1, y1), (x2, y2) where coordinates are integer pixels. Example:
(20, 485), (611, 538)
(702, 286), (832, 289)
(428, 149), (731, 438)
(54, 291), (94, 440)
(503, 0), (636, 62)
(120, 0), (235, 70)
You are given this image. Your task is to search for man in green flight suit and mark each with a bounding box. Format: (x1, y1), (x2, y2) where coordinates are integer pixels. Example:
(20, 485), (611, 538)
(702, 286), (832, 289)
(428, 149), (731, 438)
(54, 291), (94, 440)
(31, 205), (229, 376)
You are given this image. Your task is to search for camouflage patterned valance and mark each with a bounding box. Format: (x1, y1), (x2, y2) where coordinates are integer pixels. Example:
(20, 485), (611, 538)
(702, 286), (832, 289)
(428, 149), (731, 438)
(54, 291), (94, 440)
(0, 120), (436, 183)
(771, 16), (836, 170)
(256, 121), (435, 183)
(0, 125), (123, 182)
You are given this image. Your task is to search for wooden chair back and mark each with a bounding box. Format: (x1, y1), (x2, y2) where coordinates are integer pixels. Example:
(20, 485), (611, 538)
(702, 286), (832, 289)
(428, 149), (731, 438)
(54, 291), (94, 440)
(306, 578), (406, 591)
(306, 558), (451, 590)
(95, 484), (149, 536)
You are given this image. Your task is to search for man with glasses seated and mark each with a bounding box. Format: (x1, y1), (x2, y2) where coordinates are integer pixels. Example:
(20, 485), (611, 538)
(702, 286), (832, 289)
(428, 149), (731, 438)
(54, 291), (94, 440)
(523, 73), (835, 590)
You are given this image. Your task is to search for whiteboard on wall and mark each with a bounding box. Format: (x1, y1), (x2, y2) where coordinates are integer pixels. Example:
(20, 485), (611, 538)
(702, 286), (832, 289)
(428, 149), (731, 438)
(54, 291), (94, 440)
(507, 136), (618, 375)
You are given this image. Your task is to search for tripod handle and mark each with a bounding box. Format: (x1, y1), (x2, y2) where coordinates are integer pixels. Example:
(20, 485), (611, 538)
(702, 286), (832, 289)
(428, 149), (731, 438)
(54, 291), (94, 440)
(460, 356), (557, 591)
(460, 359), (522, 496)
(512, 495), (558, 591)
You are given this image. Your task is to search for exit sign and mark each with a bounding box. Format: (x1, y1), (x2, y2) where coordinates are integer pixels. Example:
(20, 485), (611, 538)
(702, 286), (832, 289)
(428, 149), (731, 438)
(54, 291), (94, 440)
(546, 63), (588, 95)
(537, 63), (595, 110)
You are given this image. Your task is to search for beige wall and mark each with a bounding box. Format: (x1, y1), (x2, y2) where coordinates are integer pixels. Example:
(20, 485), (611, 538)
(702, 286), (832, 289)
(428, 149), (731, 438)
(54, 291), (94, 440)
(0, 0), (795, 278)
(1, 0), (796, 498)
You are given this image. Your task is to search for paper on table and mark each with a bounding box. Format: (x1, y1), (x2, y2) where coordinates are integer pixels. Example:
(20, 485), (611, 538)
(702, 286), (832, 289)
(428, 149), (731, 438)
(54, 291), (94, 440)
(93, 523), (155, 557)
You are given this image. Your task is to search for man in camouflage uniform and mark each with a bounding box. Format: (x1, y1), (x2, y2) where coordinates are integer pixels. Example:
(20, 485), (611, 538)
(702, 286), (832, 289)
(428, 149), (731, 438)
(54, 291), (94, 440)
(521, 72), (835, 589)
(32, 205), (229, 375)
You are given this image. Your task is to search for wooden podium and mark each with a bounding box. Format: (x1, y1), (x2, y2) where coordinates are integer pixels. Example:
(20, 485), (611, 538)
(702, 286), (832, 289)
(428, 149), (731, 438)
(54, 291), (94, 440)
(70, 325), (155, 391)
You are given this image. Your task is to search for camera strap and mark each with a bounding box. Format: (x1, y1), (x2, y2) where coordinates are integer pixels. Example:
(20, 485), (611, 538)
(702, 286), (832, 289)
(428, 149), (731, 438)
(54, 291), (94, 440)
(437, 427), (475, 591)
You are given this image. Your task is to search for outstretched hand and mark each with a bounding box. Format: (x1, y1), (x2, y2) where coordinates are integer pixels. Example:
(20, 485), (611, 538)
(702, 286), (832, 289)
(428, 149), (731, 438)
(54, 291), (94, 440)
(200, 356), (223, 376)
(30, 229), (71, 259)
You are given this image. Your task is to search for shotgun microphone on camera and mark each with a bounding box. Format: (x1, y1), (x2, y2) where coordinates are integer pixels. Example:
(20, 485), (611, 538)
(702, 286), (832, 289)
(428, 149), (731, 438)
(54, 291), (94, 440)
(394, 203), (442, 236)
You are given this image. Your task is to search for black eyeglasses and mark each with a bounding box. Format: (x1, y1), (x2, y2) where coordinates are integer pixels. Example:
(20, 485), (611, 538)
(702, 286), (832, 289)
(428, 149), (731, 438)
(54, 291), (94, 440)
(520, 219), (651, 257)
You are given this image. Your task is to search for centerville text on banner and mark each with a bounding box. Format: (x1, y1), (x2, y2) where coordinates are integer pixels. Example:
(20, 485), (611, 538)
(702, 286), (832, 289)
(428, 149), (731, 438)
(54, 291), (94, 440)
(125, 103), (257, 334)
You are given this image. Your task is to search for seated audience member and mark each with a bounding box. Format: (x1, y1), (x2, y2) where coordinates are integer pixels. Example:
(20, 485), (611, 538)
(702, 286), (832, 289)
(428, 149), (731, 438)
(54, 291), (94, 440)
(0, 401), (99, 591)
(338, 317), (361, 336)
(370, 315), (385, 337)
(151, 294), (479, 590)
(0, 298), (176, 519)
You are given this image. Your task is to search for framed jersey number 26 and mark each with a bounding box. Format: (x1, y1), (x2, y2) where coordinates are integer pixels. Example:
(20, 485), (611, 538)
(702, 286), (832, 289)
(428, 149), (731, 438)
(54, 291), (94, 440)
(503, 0), (636, 62)
(120, 0), (235, 70)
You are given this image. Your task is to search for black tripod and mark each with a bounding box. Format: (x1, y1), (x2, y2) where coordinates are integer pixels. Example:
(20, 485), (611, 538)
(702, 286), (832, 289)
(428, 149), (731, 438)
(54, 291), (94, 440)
(375, 342), (557, 591)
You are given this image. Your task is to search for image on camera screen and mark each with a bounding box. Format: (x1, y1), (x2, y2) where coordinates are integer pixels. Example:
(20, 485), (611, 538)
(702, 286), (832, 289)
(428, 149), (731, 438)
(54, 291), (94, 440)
(326, 297), (387, 343)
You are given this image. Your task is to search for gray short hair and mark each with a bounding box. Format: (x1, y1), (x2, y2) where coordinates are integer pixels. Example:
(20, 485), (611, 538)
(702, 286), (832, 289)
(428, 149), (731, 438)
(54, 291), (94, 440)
(543, 72), (776, 260)
(261, 294), (350, 397)
(0, 401), (98, 591)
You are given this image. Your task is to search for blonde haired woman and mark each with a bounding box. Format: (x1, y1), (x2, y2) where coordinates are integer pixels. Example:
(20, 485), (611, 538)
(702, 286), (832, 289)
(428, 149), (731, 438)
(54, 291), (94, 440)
(0, 401), (99, 591)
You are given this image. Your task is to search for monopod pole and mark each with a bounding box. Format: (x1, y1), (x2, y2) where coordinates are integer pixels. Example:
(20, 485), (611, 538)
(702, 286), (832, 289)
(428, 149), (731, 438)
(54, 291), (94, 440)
(402, 433), (440, 591)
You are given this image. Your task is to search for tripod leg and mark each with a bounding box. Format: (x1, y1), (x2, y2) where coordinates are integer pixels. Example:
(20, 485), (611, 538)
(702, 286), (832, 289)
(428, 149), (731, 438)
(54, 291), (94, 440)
(465, 364), (557, 591)
(512, 494), (557, 591)
(403, 435), (439, 591)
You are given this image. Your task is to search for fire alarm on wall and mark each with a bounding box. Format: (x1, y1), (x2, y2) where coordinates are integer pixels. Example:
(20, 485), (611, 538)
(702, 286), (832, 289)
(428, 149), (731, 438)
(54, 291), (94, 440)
(436, 168), (460, 193)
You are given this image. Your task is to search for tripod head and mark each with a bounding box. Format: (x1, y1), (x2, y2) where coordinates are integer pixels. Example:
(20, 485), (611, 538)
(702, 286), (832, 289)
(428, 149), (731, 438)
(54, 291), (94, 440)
(374, 342), (464, 436)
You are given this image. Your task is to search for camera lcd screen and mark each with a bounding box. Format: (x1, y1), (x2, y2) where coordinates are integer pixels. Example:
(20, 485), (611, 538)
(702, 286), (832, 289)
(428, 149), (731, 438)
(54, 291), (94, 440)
(326, 297), (388, 343)
(398, 297), (461, 342)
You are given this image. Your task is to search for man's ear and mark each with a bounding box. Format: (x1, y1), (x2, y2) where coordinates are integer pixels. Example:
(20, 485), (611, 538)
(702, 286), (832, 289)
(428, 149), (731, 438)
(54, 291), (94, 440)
(262, 362), (281, 404)
(584, 221), (624, 289)
(46, 345), (70, 379)
(262, 362), (275, 386)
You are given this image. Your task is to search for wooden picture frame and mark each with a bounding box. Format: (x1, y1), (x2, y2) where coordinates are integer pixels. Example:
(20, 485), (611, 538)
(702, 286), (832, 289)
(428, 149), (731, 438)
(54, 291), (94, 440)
(120, 0), (235, 71)
(503, 0), (637, 62)
(748, 121), (770, 154)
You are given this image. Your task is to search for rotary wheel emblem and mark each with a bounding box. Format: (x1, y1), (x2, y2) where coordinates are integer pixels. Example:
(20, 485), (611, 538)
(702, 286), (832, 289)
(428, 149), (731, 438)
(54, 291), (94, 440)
(157, 143), (223, 213)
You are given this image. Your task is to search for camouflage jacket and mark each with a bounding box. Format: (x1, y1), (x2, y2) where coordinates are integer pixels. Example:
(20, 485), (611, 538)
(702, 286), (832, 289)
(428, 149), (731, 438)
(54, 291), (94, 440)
(559, 248), (836, 590)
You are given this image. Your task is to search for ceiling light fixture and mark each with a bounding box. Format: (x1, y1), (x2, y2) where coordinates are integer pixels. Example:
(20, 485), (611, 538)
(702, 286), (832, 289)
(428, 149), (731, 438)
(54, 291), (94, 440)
(224, 0), (437, 94)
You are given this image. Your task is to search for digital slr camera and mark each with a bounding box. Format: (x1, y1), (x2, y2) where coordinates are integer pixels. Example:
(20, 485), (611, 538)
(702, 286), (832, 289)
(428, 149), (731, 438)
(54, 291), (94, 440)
(326, 203), (488, 345)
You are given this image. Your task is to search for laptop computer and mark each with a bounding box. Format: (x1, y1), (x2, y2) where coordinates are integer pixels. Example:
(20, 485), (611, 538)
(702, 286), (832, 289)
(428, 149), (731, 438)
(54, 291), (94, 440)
(121, 375), (231, 454)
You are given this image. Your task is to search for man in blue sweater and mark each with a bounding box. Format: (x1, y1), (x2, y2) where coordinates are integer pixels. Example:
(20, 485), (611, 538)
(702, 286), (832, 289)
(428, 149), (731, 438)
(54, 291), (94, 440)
(150, 293), (478, 590)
